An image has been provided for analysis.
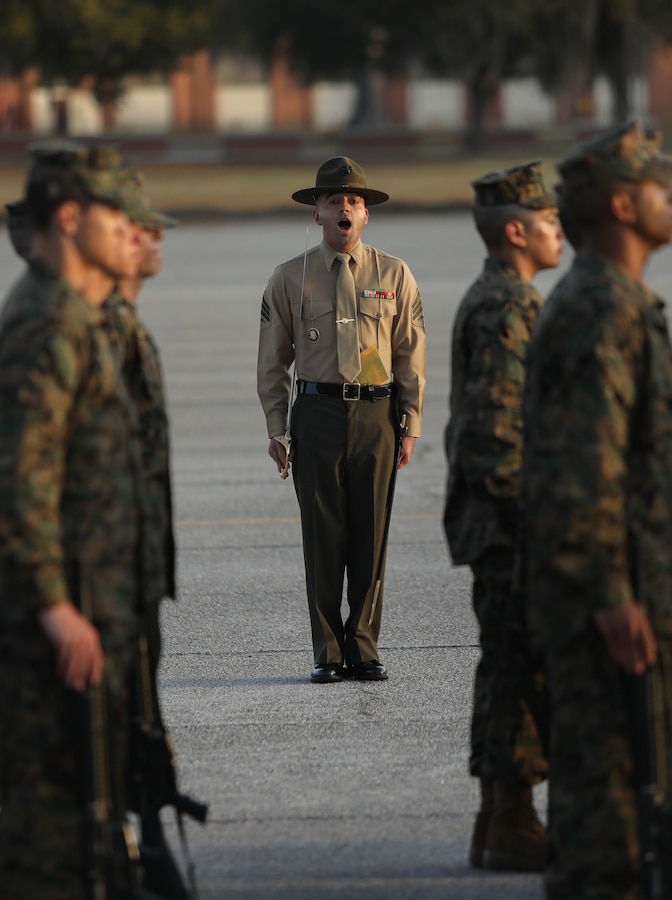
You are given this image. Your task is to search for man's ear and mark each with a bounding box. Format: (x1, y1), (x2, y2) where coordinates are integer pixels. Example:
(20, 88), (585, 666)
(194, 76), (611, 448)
(54, 200), (83, 237)
(313, 208), (321, 226)
(610, 188), (637, 225)
(503, 217), (527, 249)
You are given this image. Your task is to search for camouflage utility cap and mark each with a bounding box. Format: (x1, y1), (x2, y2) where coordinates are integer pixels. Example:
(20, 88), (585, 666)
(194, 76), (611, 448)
(27, 139), (130, 210)
(472, 161), (556, 209)
(126, 197), (178, 230)
(558, 120), (672, 186)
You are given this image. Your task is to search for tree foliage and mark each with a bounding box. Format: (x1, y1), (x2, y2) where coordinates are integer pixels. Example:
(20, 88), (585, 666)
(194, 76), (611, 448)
(0, 0), (210, 102)
(211, 0), (541, 144)
(211, 0), (672, 142)
(405, 1), (542, 148)
(531, 0), (672, 121)
(2, 0), (672, 136)
(210, 0), (413, 82)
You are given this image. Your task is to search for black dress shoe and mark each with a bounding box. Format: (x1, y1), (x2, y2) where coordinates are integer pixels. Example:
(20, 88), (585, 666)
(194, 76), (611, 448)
(310, 663), (344, 683)
(348, 660), (388, 681)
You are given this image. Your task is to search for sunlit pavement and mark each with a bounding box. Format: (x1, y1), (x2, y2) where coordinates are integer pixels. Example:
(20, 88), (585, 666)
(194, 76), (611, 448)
(10, 211), (671, 897)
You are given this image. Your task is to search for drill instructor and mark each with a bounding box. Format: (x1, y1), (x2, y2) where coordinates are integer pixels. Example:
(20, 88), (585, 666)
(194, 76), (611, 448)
(257, 157), (426, 683)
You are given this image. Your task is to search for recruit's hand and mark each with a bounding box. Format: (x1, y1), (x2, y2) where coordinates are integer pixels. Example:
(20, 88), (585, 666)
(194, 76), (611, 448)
(593, 602), (657, 674)
(38, 602), (105, 691)
(398, 436), (416, 469)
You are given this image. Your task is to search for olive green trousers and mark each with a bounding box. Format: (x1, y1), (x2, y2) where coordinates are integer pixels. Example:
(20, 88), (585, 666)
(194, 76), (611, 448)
(292, 393), (398, 666)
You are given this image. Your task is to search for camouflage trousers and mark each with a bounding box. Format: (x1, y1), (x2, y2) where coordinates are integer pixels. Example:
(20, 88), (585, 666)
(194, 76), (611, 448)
(470, 546), (547, 785)
(0, 621), (134, 900)
(544, 630), (672, 900)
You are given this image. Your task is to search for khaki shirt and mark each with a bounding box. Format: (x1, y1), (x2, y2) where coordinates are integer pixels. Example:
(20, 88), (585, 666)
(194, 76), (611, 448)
(444, 258), (542, 564)
(257, 239), (426, 438)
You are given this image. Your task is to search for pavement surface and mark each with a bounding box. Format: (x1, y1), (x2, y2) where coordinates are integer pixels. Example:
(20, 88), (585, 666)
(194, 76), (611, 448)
(3, 212), (671, 899)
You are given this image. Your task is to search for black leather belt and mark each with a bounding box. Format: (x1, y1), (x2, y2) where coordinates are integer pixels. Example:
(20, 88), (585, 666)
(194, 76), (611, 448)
(297, 380), (393, 401)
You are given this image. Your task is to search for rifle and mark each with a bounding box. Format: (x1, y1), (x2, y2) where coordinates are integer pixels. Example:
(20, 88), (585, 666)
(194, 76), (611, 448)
(624, 538), (672, 899)
(74, 561), (161, 900)
(128, 624), (208, 900)
(623, 663), (672, 899)
(75, 675), (160, 900)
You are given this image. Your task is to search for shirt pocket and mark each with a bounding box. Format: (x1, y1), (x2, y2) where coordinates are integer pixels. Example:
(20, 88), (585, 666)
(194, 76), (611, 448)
(295, 297), (335, 348)
(358, 296), (398, 321)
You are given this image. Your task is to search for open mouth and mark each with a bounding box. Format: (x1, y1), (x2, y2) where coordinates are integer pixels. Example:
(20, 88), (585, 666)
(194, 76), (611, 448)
(338, 218), (352, 234)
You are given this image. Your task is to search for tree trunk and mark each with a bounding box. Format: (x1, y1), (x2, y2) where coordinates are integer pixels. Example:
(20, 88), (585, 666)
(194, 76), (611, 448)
(609, 21), (630, 123)
(52, 87), (69, 135)
(466, 67), (497, 154)
(348, 64), (387, 129)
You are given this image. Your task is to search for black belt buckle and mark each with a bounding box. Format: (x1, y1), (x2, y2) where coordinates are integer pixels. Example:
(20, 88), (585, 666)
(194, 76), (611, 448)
(343, 383), (361, 401)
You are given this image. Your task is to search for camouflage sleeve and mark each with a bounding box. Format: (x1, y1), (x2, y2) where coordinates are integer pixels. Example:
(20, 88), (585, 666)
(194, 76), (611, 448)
(4, 330), (82, 610)
(525, 308), (642, 611)
(457, 301), (531, 503)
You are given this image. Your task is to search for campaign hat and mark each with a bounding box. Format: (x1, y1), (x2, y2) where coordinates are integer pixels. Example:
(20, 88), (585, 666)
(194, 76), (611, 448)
(292, 157), (389, 206)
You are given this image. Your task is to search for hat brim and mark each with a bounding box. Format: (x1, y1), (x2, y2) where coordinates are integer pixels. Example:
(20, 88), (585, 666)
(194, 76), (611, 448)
(292, 186), (389, 206)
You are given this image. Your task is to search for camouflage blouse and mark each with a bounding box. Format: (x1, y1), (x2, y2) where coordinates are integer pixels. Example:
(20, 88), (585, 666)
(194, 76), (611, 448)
(444, 257), (543, 565)
(520, 252), (672, 648)
(0, 260), (142, 625)
(105, 292), (176, 603)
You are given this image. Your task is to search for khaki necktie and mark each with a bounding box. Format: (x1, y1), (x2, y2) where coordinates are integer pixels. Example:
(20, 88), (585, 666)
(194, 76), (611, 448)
(335, 252), (361, 383)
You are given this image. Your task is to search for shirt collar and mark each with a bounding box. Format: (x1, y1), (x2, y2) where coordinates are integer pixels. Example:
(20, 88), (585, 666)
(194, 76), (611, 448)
(578, 251), (660, 309)
(483, 256), (523, 282)
(320, 239), (363, 271)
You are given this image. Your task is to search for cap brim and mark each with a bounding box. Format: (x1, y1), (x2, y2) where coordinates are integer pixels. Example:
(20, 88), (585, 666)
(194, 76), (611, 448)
(291, 186), (389, 206)
(125, 197), (179, 229)
(643, 156), (672, 183)
(133, 209), (179, 229)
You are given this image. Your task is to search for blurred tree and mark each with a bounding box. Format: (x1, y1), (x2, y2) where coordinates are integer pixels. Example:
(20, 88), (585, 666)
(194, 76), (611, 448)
(210, 0), (413, 127)
(0, 0), (210, 127)
(532, 0), (672, 124)
(209, 0), (541, 147)
(409, 0), (541, 150)
(211, 0), (672, 142)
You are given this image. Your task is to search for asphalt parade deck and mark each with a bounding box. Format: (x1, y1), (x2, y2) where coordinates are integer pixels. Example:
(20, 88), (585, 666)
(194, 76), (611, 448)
(6, 211), (671, 898)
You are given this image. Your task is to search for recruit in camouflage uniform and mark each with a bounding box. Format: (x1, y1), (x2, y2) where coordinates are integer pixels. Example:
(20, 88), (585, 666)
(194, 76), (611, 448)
(104, 194), (179, 680)
(444, 161), (562, 872)
(0, 142), (144, 899)
(519, 121), (672, 899)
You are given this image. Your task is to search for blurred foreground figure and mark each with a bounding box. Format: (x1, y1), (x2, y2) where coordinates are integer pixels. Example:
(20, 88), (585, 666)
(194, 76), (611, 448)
(444, 162), (562, 872)
(0, 141), (142, 898)
(106, 194), (179, 677)
(105, 195), (207, 898)
(519, 121), (672, 899)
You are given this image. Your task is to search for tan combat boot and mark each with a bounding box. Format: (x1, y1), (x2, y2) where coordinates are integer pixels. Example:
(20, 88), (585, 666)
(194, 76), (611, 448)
(482, 781), (547, 872)
(468, 778), (494, 868)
